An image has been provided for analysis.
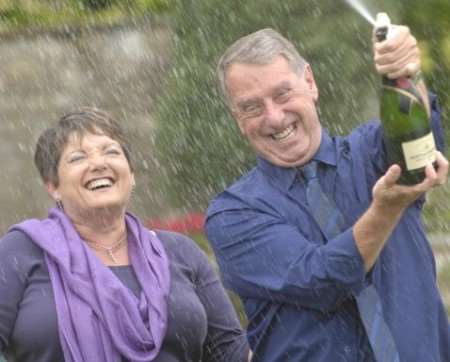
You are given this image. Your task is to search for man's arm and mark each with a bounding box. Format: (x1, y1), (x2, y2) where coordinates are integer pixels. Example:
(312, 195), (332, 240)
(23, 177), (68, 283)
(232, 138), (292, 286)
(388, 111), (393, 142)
(206, 207), (366, 313)
(354, 152), (448, 271)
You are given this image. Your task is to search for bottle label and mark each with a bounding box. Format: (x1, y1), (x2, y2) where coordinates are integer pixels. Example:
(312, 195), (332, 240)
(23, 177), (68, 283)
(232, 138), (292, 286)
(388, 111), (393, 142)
(401, 132), (436, 170)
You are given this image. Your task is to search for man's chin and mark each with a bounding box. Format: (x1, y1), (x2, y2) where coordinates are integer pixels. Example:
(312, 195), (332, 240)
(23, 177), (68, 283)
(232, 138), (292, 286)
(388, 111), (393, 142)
(266, 157), (309, 168)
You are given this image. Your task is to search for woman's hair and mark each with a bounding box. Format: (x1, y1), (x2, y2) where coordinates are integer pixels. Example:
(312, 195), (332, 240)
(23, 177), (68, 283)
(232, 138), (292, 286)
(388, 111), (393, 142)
(217, 28), (307, 107)
(34, 107), (133, 186)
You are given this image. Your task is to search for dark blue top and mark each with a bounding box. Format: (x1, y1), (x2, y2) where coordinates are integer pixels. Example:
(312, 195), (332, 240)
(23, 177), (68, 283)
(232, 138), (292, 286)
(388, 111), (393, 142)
(0, 229), (248, 362)
(206, 95), (450, 362)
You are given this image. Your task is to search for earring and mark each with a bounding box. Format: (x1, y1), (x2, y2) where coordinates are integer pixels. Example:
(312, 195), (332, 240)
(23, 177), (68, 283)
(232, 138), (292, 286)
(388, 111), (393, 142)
(56, 199), (63, 210)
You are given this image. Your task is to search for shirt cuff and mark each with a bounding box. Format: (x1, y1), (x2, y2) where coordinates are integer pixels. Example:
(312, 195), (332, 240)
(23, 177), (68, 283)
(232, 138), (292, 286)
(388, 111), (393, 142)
(324, 227), (366, 288)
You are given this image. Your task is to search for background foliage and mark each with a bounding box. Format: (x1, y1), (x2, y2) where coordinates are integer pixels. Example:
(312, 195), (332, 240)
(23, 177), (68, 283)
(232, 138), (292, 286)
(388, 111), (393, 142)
(0, 0), (168, 31)
(1, 0), (448, 231)
(152, 0), (450, 232)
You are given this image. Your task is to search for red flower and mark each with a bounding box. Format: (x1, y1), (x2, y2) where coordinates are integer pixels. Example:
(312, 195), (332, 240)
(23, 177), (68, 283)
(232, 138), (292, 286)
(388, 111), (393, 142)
(146, 213), (205, 234)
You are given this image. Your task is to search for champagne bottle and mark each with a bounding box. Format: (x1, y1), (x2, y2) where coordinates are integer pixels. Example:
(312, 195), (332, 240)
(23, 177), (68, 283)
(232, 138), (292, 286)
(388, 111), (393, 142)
(375, 13), (436, 185)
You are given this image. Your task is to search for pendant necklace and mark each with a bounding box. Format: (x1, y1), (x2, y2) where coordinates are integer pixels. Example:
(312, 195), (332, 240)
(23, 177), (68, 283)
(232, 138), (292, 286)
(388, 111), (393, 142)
(86, 235), (126, 264)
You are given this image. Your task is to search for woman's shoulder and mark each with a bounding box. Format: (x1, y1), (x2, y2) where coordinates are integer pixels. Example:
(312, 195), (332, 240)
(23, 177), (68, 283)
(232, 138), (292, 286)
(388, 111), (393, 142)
(0, 229), (46, 273)
(0, 229), (42, 255)
(153, 230), (208, 265)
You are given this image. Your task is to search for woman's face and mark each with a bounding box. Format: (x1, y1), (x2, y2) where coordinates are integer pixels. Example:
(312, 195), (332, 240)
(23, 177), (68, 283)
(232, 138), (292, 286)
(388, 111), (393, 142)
(47, 131), (135, 220)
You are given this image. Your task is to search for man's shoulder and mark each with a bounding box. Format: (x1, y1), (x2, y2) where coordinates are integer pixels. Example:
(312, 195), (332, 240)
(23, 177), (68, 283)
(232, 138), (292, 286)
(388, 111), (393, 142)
(228, 166), (264, 192)
(345, 120), (382, 141)
(328, 120), (381, 143)
(207, 166), (267, 212)
(327, 120), (383, 160)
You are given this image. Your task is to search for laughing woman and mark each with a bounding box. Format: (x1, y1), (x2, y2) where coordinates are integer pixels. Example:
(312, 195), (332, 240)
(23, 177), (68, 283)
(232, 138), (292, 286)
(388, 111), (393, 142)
(0, 108), (249, 362)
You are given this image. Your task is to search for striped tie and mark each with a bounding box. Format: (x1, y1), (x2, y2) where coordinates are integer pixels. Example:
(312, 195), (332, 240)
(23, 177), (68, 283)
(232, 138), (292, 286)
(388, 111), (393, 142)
(301, 161), (400, 362)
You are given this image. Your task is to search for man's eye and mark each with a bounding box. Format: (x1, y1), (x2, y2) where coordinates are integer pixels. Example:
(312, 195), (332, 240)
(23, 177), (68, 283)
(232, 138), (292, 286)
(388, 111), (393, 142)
(106, 148), (121, 155)
(242, 104), (262, 116)
(275, 90), (291, 103)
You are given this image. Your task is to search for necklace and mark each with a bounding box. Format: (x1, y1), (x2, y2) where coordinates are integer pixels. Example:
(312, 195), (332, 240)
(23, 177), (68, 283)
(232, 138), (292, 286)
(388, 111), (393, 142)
(86, 235), (126, 265)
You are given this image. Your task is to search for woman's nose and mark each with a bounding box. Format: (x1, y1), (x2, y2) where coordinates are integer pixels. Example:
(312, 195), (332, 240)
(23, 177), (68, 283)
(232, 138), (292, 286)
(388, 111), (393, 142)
(88, 154), (107, 170)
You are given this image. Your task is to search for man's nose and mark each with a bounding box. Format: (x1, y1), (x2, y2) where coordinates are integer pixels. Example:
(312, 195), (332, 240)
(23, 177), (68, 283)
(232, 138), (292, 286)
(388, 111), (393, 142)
(264, 100), (284, 127)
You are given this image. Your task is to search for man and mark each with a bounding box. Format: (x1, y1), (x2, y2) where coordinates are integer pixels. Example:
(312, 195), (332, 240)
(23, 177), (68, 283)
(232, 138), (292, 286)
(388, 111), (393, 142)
(205, 25), (450, 361)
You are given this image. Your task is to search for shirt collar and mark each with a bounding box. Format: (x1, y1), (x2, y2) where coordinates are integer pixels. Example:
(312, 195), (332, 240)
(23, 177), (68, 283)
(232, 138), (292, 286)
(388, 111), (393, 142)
(256, 129), (337, 191)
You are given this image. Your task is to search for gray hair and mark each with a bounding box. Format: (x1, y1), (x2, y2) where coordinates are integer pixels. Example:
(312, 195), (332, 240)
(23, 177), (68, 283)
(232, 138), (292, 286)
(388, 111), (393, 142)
(34, 107), (134, 187)
(217, 28), (307, 107)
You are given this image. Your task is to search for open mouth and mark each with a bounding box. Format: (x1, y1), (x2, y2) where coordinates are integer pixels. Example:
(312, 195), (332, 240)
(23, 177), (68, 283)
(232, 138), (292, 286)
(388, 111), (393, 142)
(271, 124), (296, 141)
(85, 177), (114, 191)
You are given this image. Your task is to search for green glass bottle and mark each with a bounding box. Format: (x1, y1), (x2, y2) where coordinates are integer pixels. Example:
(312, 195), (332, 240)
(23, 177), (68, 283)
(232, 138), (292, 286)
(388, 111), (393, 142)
(375, 13), (436, 185)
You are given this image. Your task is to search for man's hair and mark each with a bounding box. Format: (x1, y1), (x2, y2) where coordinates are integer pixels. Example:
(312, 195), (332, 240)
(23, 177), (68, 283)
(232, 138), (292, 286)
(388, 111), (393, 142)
(34, 107), (133, 186)
(216, 28), (307, 107)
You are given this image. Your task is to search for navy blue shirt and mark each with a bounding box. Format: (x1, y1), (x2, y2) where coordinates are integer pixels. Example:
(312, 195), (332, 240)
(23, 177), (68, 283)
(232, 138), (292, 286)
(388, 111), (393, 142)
(206, 95), (450, 361)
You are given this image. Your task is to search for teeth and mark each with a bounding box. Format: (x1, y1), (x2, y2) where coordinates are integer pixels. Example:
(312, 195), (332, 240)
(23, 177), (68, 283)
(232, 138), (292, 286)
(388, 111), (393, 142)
(86, 178), (113, 190)
(272, 125), (295, 140)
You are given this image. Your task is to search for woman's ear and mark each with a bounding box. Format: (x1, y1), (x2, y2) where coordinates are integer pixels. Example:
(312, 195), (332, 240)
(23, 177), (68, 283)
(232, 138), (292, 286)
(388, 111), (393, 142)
(46, 182), (60, 202)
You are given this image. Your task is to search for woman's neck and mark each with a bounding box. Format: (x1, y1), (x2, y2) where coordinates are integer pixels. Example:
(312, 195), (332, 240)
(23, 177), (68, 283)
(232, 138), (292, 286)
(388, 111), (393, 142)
(69, 207), (128, 247)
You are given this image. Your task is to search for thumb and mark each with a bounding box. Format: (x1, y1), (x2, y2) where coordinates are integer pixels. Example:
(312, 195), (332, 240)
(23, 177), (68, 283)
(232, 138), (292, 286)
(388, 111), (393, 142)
(383, 164), (402, 187)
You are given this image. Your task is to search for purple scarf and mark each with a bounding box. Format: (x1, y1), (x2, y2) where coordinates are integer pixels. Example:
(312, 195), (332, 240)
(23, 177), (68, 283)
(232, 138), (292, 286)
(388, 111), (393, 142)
(11, 207), (170, 362)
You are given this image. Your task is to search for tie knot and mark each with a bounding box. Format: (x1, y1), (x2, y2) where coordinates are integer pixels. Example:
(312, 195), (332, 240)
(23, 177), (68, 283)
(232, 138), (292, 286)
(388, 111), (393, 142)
(301, 161), (318, 182)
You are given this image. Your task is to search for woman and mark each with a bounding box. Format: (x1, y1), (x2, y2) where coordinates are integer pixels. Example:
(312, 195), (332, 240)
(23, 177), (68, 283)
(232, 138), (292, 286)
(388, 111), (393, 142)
(0, 108), (249, 362)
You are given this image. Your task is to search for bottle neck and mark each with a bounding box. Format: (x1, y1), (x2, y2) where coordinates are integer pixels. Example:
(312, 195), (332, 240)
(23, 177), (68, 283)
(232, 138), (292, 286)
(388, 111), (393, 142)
(382, 76), (397, 85)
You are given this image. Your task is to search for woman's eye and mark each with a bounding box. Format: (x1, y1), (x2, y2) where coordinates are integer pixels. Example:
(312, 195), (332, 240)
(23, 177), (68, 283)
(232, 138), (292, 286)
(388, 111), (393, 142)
(68, 154), (85, 163)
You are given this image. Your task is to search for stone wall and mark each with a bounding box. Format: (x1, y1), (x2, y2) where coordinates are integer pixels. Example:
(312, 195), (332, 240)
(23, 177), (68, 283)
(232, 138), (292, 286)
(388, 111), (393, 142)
(0, 20), (172, 232)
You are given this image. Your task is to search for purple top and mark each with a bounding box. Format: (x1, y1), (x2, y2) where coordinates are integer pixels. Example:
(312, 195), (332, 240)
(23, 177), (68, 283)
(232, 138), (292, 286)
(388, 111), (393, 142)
(0, 229), (248, 362)
(12, 208), (171, 362)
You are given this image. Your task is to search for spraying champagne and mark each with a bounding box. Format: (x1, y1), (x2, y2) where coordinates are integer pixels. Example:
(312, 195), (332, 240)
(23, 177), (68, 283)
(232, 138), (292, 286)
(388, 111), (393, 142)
(375, 13), (436, 185)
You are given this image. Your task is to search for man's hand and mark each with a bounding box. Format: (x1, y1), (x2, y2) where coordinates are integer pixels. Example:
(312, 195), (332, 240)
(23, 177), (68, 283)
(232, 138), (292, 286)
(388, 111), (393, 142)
(373, 25), (420, 80)
(372, 151), (449, 214)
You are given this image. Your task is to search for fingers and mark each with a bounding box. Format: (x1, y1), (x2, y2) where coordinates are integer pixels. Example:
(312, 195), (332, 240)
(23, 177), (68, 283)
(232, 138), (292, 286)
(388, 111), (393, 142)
(384, 53), (420, 79)
(373, 25), (421, 79)
(414, 163), (437, 191)
(409, 151), (448, 191)
(433, 151), (449, 185)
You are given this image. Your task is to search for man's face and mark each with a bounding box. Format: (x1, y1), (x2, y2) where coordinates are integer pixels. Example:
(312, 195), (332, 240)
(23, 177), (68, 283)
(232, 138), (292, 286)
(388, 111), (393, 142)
(226, 55), (322, 168)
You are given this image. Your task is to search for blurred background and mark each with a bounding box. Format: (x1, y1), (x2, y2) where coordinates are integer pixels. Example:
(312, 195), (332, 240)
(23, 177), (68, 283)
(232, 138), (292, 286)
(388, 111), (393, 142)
(0, 0), (449, 333)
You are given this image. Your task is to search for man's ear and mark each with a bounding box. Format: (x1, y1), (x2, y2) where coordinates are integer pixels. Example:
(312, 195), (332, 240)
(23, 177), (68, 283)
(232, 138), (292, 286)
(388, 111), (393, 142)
(46, 182), (60, 202)
(235, 116), (246, 135)
(230, 108), (246, 135)
(303, 64), (319, 102)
